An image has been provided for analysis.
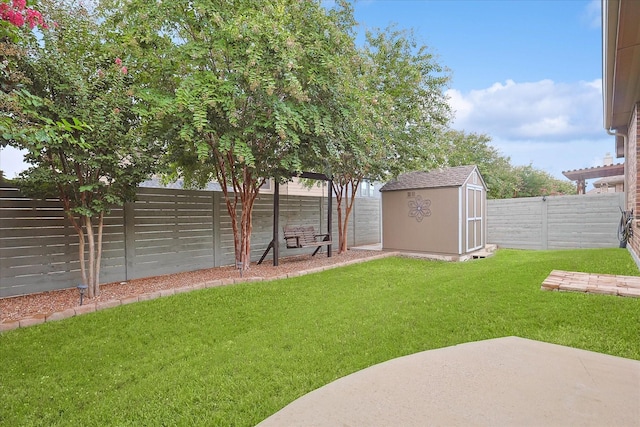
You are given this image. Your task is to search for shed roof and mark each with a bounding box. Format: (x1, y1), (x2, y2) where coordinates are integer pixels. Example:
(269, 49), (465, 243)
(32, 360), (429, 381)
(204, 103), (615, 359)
(380, 165), (479, 192)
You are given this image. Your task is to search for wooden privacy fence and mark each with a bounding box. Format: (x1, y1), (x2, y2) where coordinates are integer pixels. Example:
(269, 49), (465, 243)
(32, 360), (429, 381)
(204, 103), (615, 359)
(0, 186), (381, 297)
(487, 193), (625, 250)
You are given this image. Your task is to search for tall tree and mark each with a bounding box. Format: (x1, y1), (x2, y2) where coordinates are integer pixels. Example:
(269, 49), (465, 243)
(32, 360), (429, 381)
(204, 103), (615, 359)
(327, 26), (451, 253)
(4, 2), (161, 297)
(1, 0), (48, 137)
(437, 130), (516, 199)
(438, 129), (575, 198)
(512, 164), (575, 197)
(101, 0), (357, 269)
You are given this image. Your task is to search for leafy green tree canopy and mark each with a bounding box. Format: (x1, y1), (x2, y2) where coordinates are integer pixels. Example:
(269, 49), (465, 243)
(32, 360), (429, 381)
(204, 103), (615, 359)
(4, 2), (162, 296)
(324, 25), (452, 252)
(99, 0), (358, 268)
(438, 129), (575, 198)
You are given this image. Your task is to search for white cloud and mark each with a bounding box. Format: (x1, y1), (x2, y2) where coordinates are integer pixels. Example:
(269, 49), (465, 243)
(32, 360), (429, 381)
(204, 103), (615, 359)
(583, 0), (601, 29)
(446, 78), (604, 141)
(446, 78), (616, 188)
(492, 137), (613, 172)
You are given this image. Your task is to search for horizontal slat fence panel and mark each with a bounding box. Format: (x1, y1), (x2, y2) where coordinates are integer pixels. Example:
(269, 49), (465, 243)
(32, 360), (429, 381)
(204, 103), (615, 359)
(124, 187), (215, 280)
(487, 193), (624, 250)
(0, 187), (126, 296)
(546, 193), (622, 249)
(353, 198), (381, 246)
(1, 184), (381, 297)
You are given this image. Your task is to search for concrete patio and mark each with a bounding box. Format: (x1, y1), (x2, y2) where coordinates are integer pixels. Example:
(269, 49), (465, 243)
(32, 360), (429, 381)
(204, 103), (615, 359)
(258, 336), (640, 426)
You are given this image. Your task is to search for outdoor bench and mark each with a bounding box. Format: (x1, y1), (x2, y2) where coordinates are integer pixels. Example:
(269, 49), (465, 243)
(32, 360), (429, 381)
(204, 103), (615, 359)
(283, 225), (331, 256)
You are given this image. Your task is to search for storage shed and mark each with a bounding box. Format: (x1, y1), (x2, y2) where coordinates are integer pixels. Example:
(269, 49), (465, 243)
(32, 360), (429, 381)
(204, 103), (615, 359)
(380, 165), (487, 258)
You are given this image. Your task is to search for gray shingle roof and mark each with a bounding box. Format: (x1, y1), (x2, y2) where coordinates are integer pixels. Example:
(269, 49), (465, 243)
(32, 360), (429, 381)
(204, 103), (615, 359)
(380, 165), (478, 192)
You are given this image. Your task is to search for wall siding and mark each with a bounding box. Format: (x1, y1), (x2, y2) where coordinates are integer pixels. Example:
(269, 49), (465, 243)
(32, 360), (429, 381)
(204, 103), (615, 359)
(487, 193), (625, 250)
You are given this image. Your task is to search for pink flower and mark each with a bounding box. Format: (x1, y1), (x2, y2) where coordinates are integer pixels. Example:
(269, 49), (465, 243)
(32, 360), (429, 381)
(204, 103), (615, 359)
(115, 57), (122, 66)
(121, 66), (127, 75)
(26, 8), (44, 29)
(12, 0), (26, 11)
(1, 2), (48, 30)
(8, 10), (25, 27)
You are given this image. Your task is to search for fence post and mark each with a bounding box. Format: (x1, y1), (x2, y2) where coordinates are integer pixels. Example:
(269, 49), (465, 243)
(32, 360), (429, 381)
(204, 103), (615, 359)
(541, 198), (548, 250)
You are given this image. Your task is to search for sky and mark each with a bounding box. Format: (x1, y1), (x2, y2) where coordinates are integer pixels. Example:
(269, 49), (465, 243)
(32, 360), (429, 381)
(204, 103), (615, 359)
(350, 0), (610, 187)
(0, 0), (613, 188)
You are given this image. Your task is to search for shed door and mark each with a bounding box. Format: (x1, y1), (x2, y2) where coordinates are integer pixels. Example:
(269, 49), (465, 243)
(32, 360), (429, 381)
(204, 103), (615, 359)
(466, 185), (484, 252)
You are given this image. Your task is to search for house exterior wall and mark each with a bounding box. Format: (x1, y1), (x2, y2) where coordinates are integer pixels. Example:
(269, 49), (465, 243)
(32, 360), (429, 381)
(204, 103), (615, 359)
(280, 179), (326, 197)
(592, 180), (624, 193)
(629, 103), (640, 256)
(382, 187), (460, 255)
(261, 179), (382, 199)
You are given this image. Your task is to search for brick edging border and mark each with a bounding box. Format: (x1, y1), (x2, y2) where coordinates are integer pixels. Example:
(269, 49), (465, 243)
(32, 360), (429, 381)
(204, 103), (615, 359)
(1, 252), (398, 333)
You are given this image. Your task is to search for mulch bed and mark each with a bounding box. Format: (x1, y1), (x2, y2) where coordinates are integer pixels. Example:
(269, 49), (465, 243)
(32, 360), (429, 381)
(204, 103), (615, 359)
(1, 250), (388, 324)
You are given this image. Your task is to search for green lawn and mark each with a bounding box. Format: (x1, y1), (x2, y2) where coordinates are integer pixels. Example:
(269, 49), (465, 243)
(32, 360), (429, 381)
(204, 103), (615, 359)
(1, 248), (639, 426)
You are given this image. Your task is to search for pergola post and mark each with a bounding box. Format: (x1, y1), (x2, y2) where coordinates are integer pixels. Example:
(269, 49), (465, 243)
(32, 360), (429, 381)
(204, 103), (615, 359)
(327, 178), (332, 258)
(273, 181), (279, 266)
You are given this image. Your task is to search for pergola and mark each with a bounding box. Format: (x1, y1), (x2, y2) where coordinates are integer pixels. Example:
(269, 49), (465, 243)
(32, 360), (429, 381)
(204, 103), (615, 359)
(562, 163), (624, 194)
(258, 172), (332, 266)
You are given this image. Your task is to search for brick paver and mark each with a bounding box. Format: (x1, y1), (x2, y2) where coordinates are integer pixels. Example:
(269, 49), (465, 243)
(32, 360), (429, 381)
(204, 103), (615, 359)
(541, 270), (640, 298)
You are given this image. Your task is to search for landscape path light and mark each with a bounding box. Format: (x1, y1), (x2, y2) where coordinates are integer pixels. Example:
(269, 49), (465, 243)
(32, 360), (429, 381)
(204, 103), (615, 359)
(77, 284), (88, 306)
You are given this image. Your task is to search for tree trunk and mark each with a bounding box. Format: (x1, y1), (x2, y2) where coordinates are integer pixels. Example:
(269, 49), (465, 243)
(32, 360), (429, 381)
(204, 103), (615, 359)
(240, 194), (252, 270)
(219, 181), (240, 265)
(63, 202), (88, 291)
(95, 211), (104, 295)
(211, 146), (263, 272)
(237, 173), (260, 272)
(227, 198), (241, 265)
(341, 179), (359, 253)
(76, 222), (87, 289)
(218, 173), (262, 272)
(333, 177), (360, 254)
(339, 192), (348, 253)
(85, 215), (97, 298)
